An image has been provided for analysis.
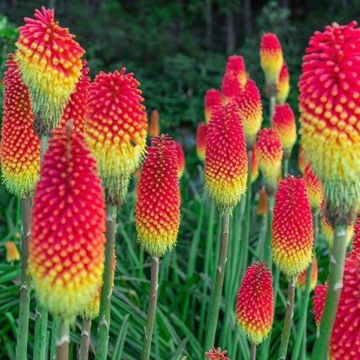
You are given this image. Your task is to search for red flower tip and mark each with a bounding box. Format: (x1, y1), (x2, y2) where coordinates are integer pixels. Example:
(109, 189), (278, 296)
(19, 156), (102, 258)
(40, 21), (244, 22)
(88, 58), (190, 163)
(225, 54), (247, 87)
(176, 142), (185, 178)
(205, 347), (229, 360)
(296, 257), (318, 290)
(0, 56), (40, 198)
(196, 123), (207, 161)
(236, 262), (274, 345)
(85, 68), (148, 205)
(149, 110), (160, 137)
(135, 135), (181, 257)
(15, 7), (84, 128)
(221, 72), (243, 101)
(313, 256), (360, 359)
(237, 79), (263, 146)
(304, 165), (324, 209)
(29, 124), (106, 319)
(60, 61), (90, 134)
(205, 103), (248, 213)
(205, 89), (222, 123)
(273, 103), (296, 156)
(272, 176), (313, 277)
(299, 22), (360, 213)
(255, 128), (283, 193)
(260, 32), (284, 85)
(277, 62), (290, 104)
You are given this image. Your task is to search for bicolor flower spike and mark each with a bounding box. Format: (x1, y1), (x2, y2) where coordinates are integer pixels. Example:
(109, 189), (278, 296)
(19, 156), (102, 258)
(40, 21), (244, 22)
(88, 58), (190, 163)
(205, 103), (248, 214)
(251, 149), (259, 183)
(196, 123), (207, 161)
(296, 257), (318, 290)
(149, 110), (160, 137)
(297, 146), (308, 174)
(276, 62), (290, 104)
(304, 164), (324, 210)
(272, 176), (313, 277)
(313, 257), (360, 359)
(273, 103), (296, 157)
(176, 142), (185, 178)
(85, 69), (148, 205)
(15, 7), (84, 130)
(235, 263), (274, 345)
(299, 22), (360, 223)
(260, 33), (284, 86)
(225, 55), (247, 87)
(5, 242), (21, 263)
(0, 57), (40, 198)
(135, 135), (181, 257)
(237, 79), (263, 146)
(205, 89), (222, 123)
(255, 128), (283, 194)
(60, 61), (90, 134)
(28, 124), (106, 320)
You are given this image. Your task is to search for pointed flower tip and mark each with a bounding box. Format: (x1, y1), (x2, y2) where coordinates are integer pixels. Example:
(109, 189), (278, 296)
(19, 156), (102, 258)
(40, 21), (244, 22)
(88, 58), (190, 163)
(205, 89), (222, 123)
(273, 103), (296, 156)
(176, 142), (185, 178)
(236, 262), (274, 345)
(255, 128), (283, 193)
(149, 109), (160, 137)
(299, 22), (360, 216)
(276, 62), (290, 104)
(0, 56), (40, 198)
(85, 68), (148, 205)
(135, 135), (181, 257)
(205, 347), (229, 360)
(260, 32), (283, 85)
(15, 6), (84, 128)
(5, 241), (21, 262)
(205, 103), (248, 213)
(196, 123), (207, 161)
(29, 126), (106, 320)
(272, 176), (313, 277)
(225, 54), (247, 87)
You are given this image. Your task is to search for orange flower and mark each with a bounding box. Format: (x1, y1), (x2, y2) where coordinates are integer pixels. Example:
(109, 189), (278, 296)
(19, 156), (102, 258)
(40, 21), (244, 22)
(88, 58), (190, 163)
(176, 142), (185, 178)
(272, 176), (313, 277)
(260, 33), (284, 86)
(297, 146), (308, 174)
(205, 103), (248, 213)
(5, 242), (21, 262)
(29, 125), (106, 319)
(313, 257), (360, 359)
(135, 135), (181, 257)
(225, 54), (247, 87)
(60, 61), (90, 134)
(235, 262), (274, 345)
(257, 187), (269, 216)
(15, 7), (84, 129)
(0, 56), (40, 198)
(304, 165), (324, 209)
(273, 103), (296, 157)
(149, 110), (160, 137)
(255, 128), (283, 193)
(85, 69), (148, 205)
(299, 22), (360, 220)
(205, 89), (222, 123)
(276, 62), (290, 104)
(196, 123), (207, 161)
(296, 257), (318, 290)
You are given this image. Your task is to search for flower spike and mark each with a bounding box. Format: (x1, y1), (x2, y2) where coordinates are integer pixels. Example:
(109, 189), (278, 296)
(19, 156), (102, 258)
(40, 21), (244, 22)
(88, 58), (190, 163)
(196, 123), (207, 161)
(176, 142), (185, 178)
(296, 257), (318, 290)
(29, 124), (106, 320)
(304, 165), (324, 210)
(149, 110), (160, 137)
(272, 176), (313, 277)
(15, 7), (84, 131)
(225, 55), (247, 87)
(276, 62), (290, 104)
(5, 241), (21, 263)
(135, 135), (181, 257)
(205, 89), (222, 123)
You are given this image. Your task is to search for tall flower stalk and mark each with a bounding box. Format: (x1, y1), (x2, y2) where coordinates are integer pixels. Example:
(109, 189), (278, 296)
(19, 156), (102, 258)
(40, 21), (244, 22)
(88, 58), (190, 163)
(204, 103), (248, 350)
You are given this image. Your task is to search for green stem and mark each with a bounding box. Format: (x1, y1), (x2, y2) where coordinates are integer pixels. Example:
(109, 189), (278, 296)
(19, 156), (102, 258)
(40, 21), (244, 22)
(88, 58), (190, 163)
(256, 212), (268, 259)
(204, 213), (230, 351)
(310, 224), (348, 360)
(283, 157), (289, 177)
(278, 278), (296, 360)
(141, 257), (160, 360)
(50, 317), (60, 360)
(250, 343), (257, 360)
(33, 301), (48, 360)
(56, 319), (69, 360)
(269, 96), (275, 125)
(95, 204), (117, 360)
(263, 195), (274, 267)
(80, 319), (92, 360)
(15, 198), (31, 360)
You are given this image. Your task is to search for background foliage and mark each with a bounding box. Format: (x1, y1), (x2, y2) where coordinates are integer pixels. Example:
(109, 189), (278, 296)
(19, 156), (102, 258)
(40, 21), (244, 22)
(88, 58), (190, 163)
(0, 0), (359, 359)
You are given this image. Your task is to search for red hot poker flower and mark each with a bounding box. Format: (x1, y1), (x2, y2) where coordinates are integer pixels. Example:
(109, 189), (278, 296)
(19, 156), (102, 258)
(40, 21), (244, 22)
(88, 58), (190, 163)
(276, 62), (290, 104)
(205, 89), (222, 123)
(205, 347), (229, 360)
(296, 257), (318, 290)
(196, 123), (207, 161)
(135, 135), (181, 257)
(176, 142), (185, 178)
(235, 262), (274, 345)
(225, 55), (247, 87)
(304, 164), (324, 210)
(149, 110), (160, 137)
(272, 176), (314, 277)
(28, 124), (106, 320)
